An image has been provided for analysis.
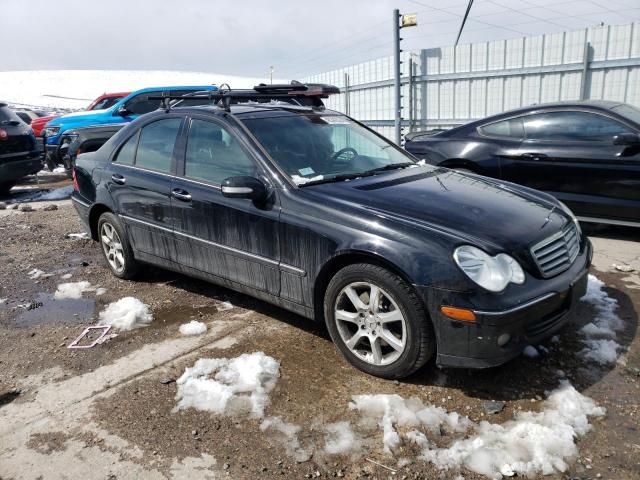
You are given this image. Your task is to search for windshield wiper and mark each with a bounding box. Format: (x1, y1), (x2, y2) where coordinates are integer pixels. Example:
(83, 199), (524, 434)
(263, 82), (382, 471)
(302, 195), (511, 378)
(362, 162), (415, 174)
(298, 162), (416, 187)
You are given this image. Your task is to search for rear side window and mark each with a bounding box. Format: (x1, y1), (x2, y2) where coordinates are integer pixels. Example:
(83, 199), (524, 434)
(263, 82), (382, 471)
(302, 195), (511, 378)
(523, 111), (634, 142)
(184, 119), (256, 184)
(0, 106), (22, 124)
(135, 118), (182, 173)
(16, 112), (32, 124)
(478, 118), (524, 138)
(113, 132), (138, 165)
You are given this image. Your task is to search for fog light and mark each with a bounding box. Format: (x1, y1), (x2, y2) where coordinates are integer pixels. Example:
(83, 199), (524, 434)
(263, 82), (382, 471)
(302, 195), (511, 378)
(497, 333), (511, 347)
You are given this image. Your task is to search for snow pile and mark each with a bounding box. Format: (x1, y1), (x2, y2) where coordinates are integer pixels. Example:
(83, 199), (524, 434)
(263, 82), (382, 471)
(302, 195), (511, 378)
(351, 383), (604, 479)
(578, 275), (625, 364)
(522, 345), (539, 358)
(324, 421), (361, 456)
(175, 352), (280, 418)
(291, 174), (324, 185)
(261, 416), (312, 462)
(53, 281), (94, 299)
(37, 167), (66, 175)
(350, 394), (472, 454)
(179, 320), (207, 336)
(28, 268), (50, 280)
(215, 301), (234, 312)
(39, 186), (73, 201)
(98, 297), (153, 330)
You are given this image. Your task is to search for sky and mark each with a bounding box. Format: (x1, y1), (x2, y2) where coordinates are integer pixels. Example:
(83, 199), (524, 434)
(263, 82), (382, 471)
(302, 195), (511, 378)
(1, 0), (639, 79)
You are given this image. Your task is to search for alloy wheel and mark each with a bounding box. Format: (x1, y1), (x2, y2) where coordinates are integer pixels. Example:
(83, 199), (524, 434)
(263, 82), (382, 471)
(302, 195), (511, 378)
(334, 281), (407, 366)
(100, 222), (125, 273)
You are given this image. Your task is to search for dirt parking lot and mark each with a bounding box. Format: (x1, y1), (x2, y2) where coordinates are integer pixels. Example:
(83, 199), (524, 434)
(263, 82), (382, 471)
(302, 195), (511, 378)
(0, 176), (639, 480)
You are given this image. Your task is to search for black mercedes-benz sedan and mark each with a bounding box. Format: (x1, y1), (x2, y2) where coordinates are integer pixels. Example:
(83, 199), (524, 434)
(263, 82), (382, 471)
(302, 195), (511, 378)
(71, 94), (591, 379)
(404, 100), (640, 228)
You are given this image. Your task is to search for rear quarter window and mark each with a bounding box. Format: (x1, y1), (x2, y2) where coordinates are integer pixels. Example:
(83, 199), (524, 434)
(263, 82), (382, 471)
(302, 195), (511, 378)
(478, 118), (524, 138)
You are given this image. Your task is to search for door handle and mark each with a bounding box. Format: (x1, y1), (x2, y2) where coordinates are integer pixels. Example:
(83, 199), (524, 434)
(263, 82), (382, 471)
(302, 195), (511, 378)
(171, 188), (192, 202)
(519, 153), (548, 161)
(111, 173), (126, 185)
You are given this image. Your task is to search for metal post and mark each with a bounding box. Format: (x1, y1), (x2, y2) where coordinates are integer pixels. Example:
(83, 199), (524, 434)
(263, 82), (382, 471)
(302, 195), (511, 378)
(393, 9), (402, 145)
(344, 72), (350, 116)
(408, 58), (414, 133)
(579, 41), (591, 100)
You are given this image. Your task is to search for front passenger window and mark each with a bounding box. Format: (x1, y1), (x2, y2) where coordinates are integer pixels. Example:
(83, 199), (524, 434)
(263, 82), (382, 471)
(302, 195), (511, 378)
(185, 119), (256, 184)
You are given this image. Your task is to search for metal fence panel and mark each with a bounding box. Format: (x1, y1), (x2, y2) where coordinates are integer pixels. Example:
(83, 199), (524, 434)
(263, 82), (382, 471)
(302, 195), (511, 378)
(305, 22), (640, 139)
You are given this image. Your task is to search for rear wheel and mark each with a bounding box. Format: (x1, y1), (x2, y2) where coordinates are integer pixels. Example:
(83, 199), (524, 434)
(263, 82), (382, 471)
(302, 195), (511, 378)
(97, 212), (139, 279)
(324, 263), (435, 379)
(0, 182), (16, 196)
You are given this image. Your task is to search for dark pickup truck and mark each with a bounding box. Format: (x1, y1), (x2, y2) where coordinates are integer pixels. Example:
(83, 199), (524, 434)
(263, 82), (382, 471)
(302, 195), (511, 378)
(58, 124), (127, 177)
(0, 103), (43, 194)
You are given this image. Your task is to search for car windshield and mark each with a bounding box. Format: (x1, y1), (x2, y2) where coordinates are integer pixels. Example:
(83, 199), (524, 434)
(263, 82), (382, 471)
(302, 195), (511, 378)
(241, 113), (418, 185)
(611, 104), (640, 126)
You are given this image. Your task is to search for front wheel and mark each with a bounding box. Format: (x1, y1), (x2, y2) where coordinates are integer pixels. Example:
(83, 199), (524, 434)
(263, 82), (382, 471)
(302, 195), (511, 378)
(324, 263), (435, 379)
(97, 212), (139, 279)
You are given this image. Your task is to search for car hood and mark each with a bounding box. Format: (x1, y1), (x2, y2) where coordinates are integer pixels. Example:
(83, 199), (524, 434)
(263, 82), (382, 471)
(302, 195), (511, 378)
(47, 109), (108, 126)
(301, 167), (571, 254)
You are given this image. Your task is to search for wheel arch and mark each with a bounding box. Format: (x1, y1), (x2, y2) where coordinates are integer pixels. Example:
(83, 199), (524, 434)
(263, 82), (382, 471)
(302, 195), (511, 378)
(312, 250), (421, 322)
(88, 203), (113, 241)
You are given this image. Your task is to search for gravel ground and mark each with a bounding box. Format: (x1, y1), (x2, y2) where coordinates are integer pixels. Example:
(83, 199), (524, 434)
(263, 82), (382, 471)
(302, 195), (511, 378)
(0, 178), (638, 480)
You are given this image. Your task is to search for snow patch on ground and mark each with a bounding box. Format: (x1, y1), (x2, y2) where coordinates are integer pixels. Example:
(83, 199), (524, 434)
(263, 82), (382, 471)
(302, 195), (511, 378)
(350, 382), (604, 479)
(39, 186), (73, 200)
(261, 416), (312, 462)
(350, 394), (472, 454)
(60, 273), (73, 279)
(0, 298), (6, 304)
(175, 352), (279, 418)
(28, 268), (51, 280)
(578, 275), (625, 365)
(215, 301), (234, 312)
(522, 345), (539, 358)
(67, 232), (90, 240)
(98, 297), (153, 330)
(324, 421), (361, 456)
(179, 320), (207, 336)
(53, 281), (94, 299)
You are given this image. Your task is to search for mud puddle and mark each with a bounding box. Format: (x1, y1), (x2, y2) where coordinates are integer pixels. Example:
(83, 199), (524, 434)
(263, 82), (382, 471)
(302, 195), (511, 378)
(9, 293), (96, 327)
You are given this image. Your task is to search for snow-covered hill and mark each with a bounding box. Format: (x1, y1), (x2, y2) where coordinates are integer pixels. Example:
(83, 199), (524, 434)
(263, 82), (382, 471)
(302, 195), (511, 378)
(0, 70), (274, 110)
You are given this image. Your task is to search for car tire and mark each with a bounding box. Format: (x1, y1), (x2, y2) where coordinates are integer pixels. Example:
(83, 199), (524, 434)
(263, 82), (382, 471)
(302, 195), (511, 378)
(45, 154), (57, 172)
(97, 212), (139, 279)
(0, 182), (16, 195)
(324, 263), (435, 379)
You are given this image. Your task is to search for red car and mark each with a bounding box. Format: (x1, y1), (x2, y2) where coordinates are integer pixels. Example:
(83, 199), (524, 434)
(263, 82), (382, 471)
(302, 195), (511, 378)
(30, 91), (130, 136)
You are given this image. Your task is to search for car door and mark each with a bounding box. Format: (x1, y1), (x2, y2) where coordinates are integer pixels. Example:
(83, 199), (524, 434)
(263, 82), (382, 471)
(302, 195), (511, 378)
(108, 115), (184, 260)
(170, 115), (281, 296)
(500, 110), (640, 222)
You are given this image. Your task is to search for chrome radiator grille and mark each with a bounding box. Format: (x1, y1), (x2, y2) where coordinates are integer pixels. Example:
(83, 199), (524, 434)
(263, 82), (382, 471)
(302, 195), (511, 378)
(531, 223), (580, 278)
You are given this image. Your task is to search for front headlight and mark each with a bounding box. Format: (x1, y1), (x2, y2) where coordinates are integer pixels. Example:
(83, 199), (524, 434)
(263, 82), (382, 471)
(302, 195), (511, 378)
(43, 126), (60, 137)
(453, 245), (525, 292)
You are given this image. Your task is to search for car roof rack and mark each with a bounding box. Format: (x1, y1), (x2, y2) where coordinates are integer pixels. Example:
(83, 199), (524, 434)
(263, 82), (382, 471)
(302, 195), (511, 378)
(148, 81), (340, 113)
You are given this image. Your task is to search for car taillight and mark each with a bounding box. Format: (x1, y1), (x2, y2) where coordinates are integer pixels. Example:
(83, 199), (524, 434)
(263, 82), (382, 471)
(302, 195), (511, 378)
(72, 166), (79, 191)
(0, 129), (7, 140)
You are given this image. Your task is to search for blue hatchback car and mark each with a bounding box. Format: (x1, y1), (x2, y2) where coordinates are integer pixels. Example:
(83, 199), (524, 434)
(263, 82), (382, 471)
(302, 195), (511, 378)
(43, 85), (217, 164)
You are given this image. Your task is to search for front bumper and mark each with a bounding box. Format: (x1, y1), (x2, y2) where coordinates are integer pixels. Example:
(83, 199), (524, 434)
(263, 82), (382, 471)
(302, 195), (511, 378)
(418, 238), (592, 369)
(0, 153), (44, 182)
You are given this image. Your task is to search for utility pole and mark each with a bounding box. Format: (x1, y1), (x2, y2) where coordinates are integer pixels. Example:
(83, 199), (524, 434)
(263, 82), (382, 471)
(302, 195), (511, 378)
(270, 66), (274, 85)
(393, 10), (417, 145)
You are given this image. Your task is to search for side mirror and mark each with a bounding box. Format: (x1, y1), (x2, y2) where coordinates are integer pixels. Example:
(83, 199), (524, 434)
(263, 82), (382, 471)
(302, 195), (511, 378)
(221, 176), (268, 202)
(116, 105), (130, 117)
(613, 133), (640, 145)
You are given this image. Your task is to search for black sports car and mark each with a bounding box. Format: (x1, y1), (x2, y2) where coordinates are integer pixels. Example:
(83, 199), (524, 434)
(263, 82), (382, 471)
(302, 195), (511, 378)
(404, 101), (640, 227)
(71, 87), (591, 379)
